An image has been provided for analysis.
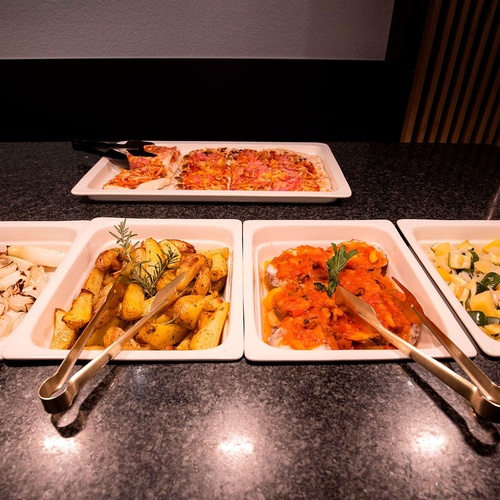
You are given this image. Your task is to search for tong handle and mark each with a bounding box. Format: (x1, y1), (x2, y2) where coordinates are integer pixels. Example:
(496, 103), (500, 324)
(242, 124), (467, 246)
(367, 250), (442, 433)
(71, 139), (156, 158)
(391, 278), (500, 403)
(411, 306), (500, 402)
(38, 275), (130, 413)
(358, 311), (500, 422)
(38, 273), (186, 414)
(43, 304), (158, 414)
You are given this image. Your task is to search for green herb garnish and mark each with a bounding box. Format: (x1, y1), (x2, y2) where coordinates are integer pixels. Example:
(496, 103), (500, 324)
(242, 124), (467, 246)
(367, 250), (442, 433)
(109, 219), (177, 298)
(109, 219), (138, 261)
(130, 256), (171, 298)
(321, 243), (358, 296)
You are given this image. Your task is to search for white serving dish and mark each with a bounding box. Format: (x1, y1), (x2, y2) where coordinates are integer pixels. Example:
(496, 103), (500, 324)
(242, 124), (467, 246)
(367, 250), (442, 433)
(397, 219), (500, 357)
(243, 219), (477, 362)
(2, 218), (243, 362)
(71, 141), (352, 203)
(0, 220), (89, 359)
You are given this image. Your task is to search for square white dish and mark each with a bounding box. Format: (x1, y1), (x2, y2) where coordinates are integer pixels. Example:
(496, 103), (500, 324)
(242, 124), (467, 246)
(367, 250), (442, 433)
(243, 219), (477, 362)
(397, 219), (500, 357)
(2, 218), (243, 362)
(0, 220), (89, 359)
(71, 141), (352, 203)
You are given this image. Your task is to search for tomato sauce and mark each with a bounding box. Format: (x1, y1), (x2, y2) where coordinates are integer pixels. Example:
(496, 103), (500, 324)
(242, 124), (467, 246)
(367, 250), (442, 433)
(263, 241), (413, 350)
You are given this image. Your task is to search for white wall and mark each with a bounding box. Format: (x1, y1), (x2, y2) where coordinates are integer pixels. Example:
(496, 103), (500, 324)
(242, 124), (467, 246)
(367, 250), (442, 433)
(0, 0), (395, 60)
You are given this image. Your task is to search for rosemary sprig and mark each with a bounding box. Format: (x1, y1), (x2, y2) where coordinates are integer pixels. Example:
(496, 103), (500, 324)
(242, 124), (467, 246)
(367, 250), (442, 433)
(315, 243), (358, 296)
(131, 257), (171, 298)
(109, 219), (177, 298)
(109, 219), (138, 261)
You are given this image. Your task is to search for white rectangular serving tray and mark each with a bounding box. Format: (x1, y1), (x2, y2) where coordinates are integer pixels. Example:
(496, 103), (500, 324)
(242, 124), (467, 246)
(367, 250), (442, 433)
(0, 220), (89, 359)
(243, 219), (477, 362)
(397, 219), (500, 357)
(71, 141), (352, 203)
(2, 218), (243, 362)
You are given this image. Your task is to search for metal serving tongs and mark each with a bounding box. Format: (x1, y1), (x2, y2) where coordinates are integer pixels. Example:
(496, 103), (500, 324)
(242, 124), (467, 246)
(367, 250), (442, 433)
(335, 279), (500, 422)
(72, 139), (157, 168)
(38, 272), (186, 414)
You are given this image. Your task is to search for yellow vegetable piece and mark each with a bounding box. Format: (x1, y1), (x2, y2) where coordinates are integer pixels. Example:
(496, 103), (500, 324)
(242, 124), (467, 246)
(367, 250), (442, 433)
(474, 259), (493, 274)
(483, 239), (500, 255)
(264, 286), (282, 309)
(432, 242), (452, 257)
(436, 267), (452, 282)
(457, 240), (473, 250)
(469, 290), (497, 317)
(483, 324), (500, 339)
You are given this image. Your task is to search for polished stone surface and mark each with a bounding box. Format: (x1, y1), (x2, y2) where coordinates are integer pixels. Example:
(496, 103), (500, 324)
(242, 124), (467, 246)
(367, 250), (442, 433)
(1, 142), (499, 499)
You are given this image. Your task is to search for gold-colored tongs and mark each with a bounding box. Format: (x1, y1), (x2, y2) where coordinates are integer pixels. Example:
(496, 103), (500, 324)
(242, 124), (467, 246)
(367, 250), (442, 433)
(38, 272), (186, 414)
(335, 278), (500, 422)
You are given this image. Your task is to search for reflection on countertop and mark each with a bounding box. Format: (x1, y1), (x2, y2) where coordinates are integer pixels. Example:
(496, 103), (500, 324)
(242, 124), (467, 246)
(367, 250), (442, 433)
(0, 141), (499, 499)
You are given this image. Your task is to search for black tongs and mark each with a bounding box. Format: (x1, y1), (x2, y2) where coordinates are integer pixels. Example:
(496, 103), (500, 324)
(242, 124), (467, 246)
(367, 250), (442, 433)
(72, 139), (157, 168)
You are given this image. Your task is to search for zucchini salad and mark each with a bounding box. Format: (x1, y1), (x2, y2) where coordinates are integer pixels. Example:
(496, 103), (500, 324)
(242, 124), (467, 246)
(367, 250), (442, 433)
(426, 239), (500, 340)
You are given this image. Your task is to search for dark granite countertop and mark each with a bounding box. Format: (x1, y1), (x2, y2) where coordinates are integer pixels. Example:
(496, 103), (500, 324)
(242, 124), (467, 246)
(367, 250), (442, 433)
(0, 141), (499, 499)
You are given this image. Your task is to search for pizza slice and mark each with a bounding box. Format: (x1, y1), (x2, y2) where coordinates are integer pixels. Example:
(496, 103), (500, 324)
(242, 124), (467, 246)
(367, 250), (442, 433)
(176, 148), (230, 190)
(263, 149), (332, 191)
(227, 148), (273, 190)
(103, 145), (181, 190)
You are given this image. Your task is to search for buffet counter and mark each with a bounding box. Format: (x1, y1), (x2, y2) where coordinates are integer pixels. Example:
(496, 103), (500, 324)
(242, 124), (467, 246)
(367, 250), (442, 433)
(1, 141), (499, 499)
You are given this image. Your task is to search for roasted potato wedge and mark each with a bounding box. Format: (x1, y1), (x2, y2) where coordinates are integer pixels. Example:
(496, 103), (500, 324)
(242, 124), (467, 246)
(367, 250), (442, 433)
(192, 265), (211, 296)
(136, 322), (189, 349)
(176, 331), (195, 350)
(83, 267), (105, 303)
(203, 293), (224, 312)
(158, 239), (182, 268)
(103, 326), (141, 349)
(143, 237), (165, 274)
(86, 316), (127, 347)
(63, 289), (94, 330)
(200, 247), (230, 262)
(51, 308), (78, 349)
(121, 282), (146, 321)
(95, 248), (122, 273)
(163, 238), (196, 254)
(175, 254), (208, 290)
(208, 252), (228, 281)
(189, 302), (230, 350)
(171, 294), (206, 329)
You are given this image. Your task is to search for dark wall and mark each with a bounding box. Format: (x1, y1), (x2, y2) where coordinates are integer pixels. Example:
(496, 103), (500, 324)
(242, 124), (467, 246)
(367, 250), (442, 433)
(1, 2), (427, 143)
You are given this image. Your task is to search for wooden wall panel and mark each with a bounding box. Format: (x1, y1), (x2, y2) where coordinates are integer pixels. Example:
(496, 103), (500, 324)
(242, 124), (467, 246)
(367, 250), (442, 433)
(401, 0), (499, 145)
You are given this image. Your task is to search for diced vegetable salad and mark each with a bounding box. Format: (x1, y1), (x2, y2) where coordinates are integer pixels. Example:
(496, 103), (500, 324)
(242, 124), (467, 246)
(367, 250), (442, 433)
(426, 239), (500, 340)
